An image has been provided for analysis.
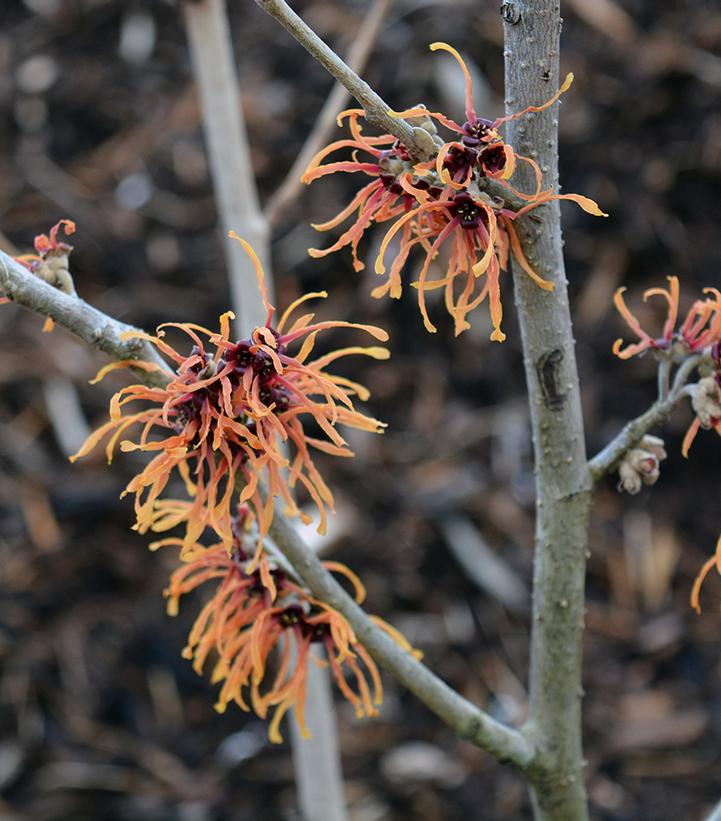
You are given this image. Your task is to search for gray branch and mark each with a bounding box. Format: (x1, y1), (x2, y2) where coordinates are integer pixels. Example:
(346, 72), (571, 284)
(184, 0), (270, 333)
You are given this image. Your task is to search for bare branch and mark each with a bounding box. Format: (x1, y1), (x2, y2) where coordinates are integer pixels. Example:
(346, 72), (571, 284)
(264, 0), (391, 226)
(254, 0), (435, 162)
(0, 249), (170, 386)
(1, 250), (535, 773)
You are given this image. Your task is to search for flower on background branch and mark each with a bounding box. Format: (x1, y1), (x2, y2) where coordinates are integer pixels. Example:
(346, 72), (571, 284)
(612, 276), (721, 456)
(303, 42), (605, 339)
(612, 277), (721, 612)
(613, 275), (721, 360)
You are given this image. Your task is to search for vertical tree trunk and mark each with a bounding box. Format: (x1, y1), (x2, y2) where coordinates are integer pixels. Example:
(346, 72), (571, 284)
(502, 2), (592, 818)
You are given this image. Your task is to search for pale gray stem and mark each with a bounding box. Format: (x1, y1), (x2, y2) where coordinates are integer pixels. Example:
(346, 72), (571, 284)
(0, 252), (533, 774)
(253, 0), (435, 162)
(264, 0), (391, 226)
(657, 356), (671, 401)
(290, 648), (347, 821)
(184, 0), (269, 332)
(183, 3), (347, 817)
(503, 2), (592, 818)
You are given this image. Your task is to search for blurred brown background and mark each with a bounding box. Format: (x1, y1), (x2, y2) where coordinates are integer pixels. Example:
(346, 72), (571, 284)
(1, 1), (720, 819)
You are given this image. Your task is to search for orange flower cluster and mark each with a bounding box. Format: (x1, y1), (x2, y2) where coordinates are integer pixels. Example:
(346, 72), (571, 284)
(162, 507), (415, 742)
(613, 277), (721, 612)
(302, 42), (605, 339)
(71, 236), (388, 574)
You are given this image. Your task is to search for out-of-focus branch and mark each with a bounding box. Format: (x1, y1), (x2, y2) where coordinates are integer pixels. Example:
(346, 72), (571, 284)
(588, 352), (706, 481)
(264, 0), (391, 227)
(0, 249), (169, 385)
(183, 3), (348, 818)
(254, 0), (436, 163)
(184, 0), (270, 332)
(1, 253), (535, 774)
(705, 797), (721, 821)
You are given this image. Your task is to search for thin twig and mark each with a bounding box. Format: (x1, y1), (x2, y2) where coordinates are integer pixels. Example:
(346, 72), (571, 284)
(264, 0), (391, 227)
(0, 250), (536, 774)
(588, 352), (706, 481)
(657, 356), (671, 401)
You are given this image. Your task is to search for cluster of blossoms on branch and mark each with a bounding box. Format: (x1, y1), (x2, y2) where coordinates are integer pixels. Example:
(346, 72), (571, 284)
(161, 505), (414, 742)
(613, 276), (721, 612)
(66, 232), (415, 739)
(302, 42), (606, 339)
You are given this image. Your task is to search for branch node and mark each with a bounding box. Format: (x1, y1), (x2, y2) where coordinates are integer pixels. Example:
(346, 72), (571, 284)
(501, 1), (522, 25)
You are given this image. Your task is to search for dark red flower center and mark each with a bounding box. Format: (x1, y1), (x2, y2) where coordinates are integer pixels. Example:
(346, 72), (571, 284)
(450, 194), (489, 230)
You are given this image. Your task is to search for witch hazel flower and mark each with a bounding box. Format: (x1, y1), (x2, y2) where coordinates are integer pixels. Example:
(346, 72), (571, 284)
(301, 109), (437, 272)
(162, 513), (417, 743)
(71, 235), (388, 568)
(613, 276), (721, 358)
(303, 42), (605, 339)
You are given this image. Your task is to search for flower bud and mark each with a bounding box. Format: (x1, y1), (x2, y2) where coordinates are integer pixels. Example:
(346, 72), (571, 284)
(689, 375), (721, 429)
(617, 435), (667, 494)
